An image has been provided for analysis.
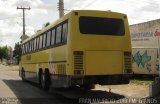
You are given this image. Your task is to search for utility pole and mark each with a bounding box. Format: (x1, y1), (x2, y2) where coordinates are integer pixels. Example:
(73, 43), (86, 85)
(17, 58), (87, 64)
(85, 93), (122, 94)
(17, 6), (30, 36)
(58, 0), (64, 18)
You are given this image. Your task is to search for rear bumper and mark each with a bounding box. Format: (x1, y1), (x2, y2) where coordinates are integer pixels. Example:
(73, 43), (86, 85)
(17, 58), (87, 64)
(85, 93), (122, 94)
(71, 74), (132, 85)
(49, 74), (132, 88)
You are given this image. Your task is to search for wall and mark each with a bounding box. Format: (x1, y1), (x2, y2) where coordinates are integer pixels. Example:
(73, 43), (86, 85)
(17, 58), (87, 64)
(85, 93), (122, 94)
(130, 19), (160, 75)
(132, 48), (159, 75)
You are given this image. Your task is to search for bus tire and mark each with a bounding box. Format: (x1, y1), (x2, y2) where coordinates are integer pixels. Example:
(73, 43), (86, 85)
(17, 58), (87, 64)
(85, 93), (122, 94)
(41, 70), (50, 91)
(38, 69), (42, 86)
(21, 69), (25, 82)
(82, 84), (95, 90)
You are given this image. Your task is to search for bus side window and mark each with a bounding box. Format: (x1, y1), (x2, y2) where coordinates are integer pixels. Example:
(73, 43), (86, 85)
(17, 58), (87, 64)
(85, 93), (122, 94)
(30, 41), (32, 52)
(43, 34), (47, 48)
(27, 42), (30, 53)
(34, 38), (37, 51)
(28, 42), (30, 52)
(22, 45), (24, 54)
(28, 41), (30, 52)
(24, 44), (26, 54)
(27, 43), (29, 53)
(24, 45), (26, 54)
(56, 25), (62, 44)
(21, 45), (23, 54)
(29, 40), (32, 52)
(32, 40), (34, 51)
(36, 37), (39, 50)
(39, 35), (43, 49)
(51, 29), (55, 45)
(62, 22), (68, 43)
(46, 31), (51, 47)
(26, 43), (28, 53)
(26, 43), (27, 53)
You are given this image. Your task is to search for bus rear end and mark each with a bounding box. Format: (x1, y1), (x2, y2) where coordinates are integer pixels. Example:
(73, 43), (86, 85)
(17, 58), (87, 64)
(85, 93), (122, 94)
(68, 10), (132, 87)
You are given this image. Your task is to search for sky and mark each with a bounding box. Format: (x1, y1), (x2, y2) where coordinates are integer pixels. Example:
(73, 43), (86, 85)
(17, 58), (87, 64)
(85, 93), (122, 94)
(0, 0), (160, 48)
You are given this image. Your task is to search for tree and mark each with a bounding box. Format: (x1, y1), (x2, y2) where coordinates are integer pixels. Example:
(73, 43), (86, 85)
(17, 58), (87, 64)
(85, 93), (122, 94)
(42, 22), (50, 28)
(13, 42), (22, 64)
(0, 46), (8, 62)
(45, 22), (50, 27)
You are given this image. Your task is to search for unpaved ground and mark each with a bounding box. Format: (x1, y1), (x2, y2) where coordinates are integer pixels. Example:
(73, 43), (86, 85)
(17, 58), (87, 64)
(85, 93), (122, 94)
(96, 84), (149, 98)
(0, 64), (74, 104)
(0, 64), (158, 104)
(3, 64), (150, 98)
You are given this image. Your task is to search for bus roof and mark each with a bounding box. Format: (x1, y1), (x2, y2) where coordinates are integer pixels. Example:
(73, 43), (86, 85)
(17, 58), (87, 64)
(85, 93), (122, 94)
(22, 11), (71, 44)
(22, 10), (126, 44)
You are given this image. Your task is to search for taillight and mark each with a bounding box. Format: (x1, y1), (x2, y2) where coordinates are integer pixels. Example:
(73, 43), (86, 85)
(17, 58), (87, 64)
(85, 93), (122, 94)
(124, 51), (132, 74)
(74, 51), (84, 75)
(74, 70), (84, 75)
(124, 51), (131, 56)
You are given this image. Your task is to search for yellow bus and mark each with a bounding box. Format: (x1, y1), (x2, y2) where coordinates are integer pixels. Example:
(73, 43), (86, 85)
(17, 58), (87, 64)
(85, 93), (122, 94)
(19, 10), (132, 90)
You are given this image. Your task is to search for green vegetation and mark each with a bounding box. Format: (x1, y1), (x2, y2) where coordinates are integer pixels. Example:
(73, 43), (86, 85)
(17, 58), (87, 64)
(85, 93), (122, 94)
(130, 79), (154, 86)
(42, 22), (50, 28)
(44, 22), (50, 27)
(13, 42), (22, 64)
(0, 46), (8, 62)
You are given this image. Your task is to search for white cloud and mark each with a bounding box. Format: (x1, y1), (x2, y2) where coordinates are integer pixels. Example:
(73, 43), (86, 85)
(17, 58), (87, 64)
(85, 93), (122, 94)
(25, 26), (35, 36)
(0, 0), (58, 48)
(64, 0), (160, 24)
(1, 0), (160, 48)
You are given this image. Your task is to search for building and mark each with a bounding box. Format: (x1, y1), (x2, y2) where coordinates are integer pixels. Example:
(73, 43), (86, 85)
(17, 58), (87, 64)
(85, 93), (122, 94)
(130, 19), (160, 75)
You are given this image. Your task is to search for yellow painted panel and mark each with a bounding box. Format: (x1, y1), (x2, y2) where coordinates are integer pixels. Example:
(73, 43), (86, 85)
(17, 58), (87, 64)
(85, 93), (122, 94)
(20, 45), (67, 75)
(85, 51), (123, 75)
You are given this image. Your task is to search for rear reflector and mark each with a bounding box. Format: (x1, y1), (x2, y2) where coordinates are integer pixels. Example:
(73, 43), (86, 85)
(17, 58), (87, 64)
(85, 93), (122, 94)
(75, 12), (78, 15)
(74, 51), (83, 55)
(125, 69), (132, 73)
(124, 51), (131, 56)
(74, 70), (84, 75)
(124, 15), (127, 19)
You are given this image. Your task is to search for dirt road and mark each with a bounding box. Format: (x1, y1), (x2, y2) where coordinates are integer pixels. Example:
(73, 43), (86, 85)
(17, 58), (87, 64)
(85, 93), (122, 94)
(0, 64), (158, 104)
(0, 64), (75, 104)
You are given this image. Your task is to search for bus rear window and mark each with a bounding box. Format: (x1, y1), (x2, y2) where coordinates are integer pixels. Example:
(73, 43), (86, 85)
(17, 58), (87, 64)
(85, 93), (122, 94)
(79, 16), (125, 36)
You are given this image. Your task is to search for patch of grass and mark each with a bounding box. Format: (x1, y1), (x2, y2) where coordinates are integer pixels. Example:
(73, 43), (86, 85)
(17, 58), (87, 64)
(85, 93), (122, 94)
(130, 79), (153, 86)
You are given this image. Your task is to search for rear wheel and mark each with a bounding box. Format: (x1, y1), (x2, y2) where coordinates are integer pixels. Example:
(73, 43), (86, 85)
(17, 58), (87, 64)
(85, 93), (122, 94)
(38, 69), (42, 86)
(21, 69), (25, 81)
(40, 70), (50, 91)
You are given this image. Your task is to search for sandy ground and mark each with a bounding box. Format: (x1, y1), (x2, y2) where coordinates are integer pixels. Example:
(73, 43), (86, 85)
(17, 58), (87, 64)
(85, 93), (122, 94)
(96, 84), (149, 98)
(0, 64), (158, 104)
(2, 64), (149, 98)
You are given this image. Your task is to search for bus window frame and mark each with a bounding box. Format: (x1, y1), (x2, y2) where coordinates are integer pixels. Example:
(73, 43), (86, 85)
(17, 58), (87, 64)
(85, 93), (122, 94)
(43, 33), (47, 48)
(36, 37), (40, 50)
(51, 29), (56, 46)
(46, 31), (51, 47)
(21, 20), (68, 55)
(55, 25), (62, 44)
(34, 38), (37, 51)
(79, 16), (125, 36)
(62, 22), (68, 43)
